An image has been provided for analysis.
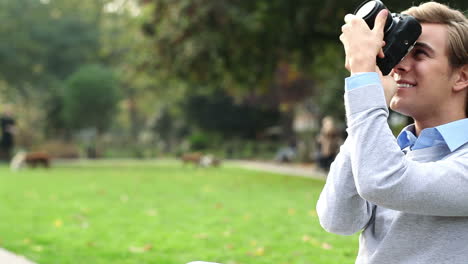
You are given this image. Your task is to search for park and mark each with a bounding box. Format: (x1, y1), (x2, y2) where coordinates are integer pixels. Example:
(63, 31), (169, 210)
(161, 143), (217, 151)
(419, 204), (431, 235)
(1, 0), (467, 263)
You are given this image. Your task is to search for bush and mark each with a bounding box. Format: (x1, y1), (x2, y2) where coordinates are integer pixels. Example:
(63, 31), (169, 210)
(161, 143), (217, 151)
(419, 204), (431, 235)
(188, 132), (211, 151)
(35, 140), (81, 159)
(63, 64), (121, 133)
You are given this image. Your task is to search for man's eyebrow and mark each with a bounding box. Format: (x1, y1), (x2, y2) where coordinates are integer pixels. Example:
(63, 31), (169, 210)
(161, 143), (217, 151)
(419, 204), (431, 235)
(414, 42), (435, 54)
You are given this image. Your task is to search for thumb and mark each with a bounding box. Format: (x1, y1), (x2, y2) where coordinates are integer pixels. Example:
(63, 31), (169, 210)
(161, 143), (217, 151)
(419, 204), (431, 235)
(373, 9), (388, 34)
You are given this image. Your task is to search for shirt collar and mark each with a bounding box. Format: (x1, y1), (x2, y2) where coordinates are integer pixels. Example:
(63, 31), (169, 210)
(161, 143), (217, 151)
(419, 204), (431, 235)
(435, 118), (468, 152)
(396, 118), (468, 152)
(397, 124), (417, 150)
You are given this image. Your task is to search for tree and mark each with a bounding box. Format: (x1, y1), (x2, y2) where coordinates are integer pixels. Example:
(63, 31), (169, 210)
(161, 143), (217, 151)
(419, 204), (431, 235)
(63, 64), (121, 134)
(0, 0), (112, 141)
(184, 91), (280, 139)
(139, 0), (468, 119)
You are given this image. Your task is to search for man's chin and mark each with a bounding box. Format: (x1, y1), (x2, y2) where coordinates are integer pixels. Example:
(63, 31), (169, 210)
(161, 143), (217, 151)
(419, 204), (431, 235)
(389, 98), (399, 112)
(389, 98), (409, 116)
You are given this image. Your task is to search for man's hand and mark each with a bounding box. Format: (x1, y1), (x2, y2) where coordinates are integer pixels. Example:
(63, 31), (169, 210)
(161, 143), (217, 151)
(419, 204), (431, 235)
(340, 10), (388, 74)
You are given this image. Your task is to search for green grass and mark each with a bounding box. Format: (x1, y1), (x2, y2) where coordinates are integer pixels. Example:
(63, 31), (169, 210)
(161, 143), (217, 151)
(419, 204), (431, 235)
(0, 160), (358, 264)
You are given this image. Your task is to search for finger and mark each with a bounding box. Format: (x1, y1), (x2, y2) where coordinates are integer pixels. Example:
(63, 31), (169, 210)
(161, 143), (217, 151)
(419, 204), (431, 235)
(344, 14), (355, 23)
(377, 41), (386, 58)
(378, 49), (385, 58)
(375, 65), (383, 77)
(373, 9), (388, 34)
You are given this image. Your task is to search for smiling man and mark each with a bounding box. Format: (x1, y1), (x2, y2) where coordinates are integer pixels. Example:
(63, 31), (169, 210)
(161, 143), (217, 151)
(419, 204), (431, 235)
(316, 2), (468, 264)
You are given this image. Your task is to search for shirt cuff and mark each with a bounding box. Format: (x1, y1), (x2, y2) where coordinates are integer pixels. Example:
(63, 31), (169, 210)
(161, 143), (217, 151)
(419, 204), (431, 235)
(345, 72), (381, 91)
(344, 77), (388, 123)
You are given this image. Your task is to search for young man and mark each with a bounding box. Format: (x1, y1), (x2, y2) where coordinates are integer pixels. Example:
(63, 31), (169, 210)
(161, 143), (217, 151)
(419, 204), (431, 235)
(317, 2), (468, 264)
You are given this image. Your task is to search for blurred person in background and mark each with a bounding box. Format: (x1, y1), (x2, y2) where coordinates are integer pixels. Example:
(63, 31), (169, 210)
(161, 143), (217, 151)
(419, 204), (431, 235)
(0, 104), (16, 162)
(316, 116), (341, 171)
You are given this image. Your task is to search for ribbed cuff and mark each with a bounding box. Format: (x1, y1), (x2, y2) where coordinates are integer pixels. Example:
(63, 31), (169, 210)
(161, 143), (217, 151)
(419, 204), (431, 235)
(345, 72), (381, 91)
(344, 82), (388, 124)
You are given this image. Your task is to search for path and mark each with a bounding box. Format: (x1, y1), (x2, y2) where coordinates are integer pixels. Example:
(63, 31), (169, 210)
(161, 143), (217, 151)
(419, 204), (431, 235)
(227, 160), (327, 179)
(0, 249), (36, 264)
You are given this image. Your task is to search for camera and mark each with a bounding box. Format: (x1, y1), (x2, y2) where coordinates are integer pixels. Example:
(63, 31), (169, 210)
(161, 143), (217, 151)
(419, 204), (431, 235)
(354, 0), (422, 75)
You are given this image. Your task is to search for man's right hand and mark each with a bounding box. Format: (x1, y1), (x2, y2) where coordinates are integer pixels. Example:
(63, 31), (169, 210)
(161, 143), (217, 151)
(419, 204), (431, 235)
(340, 9), (388, 75)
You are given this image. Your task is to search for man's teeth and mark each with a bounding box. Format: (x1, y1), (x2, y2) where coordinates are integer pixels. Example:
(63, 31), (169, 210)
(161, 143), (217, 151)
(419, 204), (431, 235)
(397, 83), (415, 88)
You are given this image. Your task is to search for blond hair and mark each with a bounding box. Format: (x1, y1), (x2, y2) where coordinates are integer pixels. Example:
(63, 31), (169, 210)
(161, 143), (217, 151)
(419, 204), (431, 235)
(403, 2), (468, 116)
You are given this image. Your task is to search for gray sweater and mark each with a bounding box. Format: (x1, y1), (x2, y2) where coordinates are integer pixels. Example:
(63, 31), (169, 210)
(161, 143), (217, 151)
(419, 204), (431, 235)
(316, 82), (468, 263)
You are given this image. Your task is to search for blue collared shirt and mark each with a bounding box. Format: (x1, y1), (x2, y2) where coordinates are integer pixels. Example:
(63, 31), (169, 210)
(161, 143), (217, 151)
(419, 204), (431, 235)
(345, 72), (468, 152)
(397, 120), (468, 152)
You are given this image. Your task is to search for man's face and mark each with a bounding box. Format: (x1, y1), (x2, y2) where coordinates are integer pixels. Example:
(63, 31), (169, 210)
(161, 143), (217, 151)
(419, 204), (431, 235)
(390, 23), (459, 120)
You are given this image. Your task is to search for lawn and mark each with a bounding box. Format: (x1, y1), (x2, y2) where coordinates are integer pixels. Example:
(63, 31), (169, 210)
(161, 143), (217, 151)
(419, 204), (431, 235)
(0, 159), (358, 264)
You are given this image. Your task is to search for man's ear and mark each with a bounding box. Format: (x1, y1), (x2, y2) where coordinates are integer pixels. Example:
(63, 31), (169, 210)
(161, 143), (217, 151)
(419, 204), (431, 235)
(453, 64), (468, 92)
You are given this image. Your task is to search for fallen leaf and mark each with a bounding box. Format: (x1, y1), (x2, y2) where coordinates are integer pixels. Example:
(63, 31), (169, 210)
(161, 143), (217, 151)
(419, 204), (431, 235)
(143, 244), (152, 251)
(129, 244), (152, 253)
(224, 244), (234, 250)
(194, 233), (209, 239)
(128, 246), (145, 254)
(254, 247), (265, 256)
(54, 219), (63, 228)
(321, 242), (333, 250)
(24, 191), (39, 199)
(243, 214), (251, 221)
(120, 194), (129, 203)
(81, 222), (90, 229)
(223, 230), (232, 237)
(202, 185), (213, 193)
(145, 209), (158, 216)
(309, 238), (321, 246)
(308, 210), (318, 217)
(31, 245), (43, 252)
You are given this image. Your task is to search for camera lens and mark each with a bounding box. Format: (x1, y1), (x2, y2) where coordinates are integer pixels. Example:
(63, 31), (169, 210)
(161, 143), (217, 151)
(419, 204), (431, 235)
(354, 0), (393, 32)
(356, 1), (377, 18)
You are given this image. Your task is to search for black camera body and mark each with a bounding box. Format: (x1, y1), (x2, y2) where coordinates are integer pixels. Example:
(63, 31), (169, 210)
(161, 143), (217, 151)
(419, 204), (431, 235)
(354, 0), (422, 75)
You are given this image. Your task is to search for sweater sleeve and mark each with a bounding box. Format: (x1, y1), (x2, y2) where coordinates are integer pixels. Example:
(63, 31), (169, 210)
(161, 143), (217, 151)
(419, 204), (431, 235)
(345, 82), (468, 216)
(316, 139), (376, 235)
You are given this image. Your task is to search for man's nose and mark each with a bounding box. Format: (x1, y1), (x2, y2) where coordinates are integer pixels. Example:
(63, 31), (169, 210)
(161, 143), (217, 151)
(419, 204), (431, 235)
(393, 55), (412, 74)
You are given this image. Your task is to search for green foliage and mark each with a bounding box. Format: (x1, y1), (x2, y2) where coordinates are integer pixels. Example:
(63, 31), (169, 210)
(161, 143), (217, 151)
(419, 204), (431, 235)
(140, 0), (468, 121)
(43, 82), (68, 137)
(311, 44), (348, 120)
(184, 91), (280, 139)
(0, 0), (101, 89)
(142, 0), (336, 95)
(63, 64), (121, 133)
(1, 0), (467, 147)
(0, 0), (113, 141)
(188, 131), (211, 151)
(0, 161), (358, 264)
